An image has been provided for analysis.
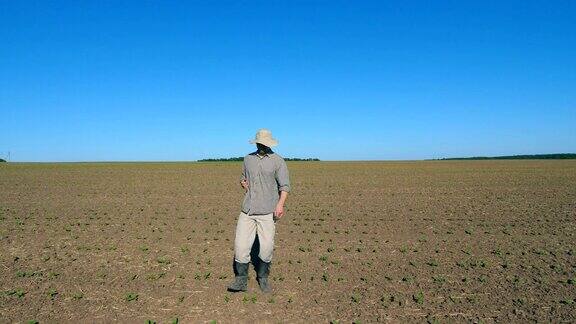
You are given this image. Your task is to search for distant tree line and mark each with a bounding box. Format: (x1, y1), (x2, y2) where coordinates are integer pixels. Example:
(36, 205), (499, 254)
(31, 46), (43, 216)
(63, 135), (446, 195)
(198, 157), (320, 162)
(285, 158), (320, 161)
(434, 153), (576, 160)
(198, 157), (244, 162)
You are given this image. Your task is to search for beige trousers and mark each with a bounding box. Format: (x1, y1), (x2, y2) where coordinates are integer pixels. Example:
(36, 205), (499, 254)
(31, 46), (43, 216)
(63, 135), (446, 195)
(234, 211), (276, 263)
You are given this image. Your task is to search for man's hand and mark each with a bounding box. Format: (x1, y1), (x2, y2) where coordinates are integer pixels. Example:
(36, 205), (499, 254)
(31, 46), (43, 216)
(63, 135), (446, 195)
(274, 191), (288, 220)
(274, 204), (285, 219)
(240, 179), (249, 192)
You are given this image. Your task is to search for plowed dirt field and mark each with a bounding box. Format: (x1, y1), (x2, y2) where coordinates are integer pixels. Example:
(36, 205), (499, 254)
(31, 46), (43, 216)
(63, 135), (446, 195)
(1, 161), (575, 322)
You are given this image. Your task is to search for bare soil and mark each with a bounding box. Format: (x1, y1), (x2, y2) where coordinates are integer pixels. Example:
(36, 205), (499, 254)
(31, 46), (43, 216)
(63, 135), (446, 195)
(1, 160), (575, 322)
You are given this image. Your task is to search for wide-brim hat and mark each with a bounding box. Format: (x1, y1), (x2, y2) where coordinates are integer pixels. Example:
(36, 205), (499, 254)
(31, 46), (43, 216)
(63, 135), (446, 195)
(249, 128), (278, 147)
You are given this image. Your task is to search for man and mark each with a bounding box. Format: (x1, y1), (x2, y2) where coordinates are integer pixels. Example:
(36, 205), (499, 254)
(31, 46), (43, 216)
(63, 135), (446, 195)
(227, 129), (290, 293)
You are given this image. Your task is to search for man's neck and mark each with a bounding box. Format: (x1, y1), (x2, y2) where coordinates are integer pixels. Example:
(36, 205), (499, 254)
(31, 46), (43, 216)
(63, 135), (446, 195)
(256, 149), (273, 157)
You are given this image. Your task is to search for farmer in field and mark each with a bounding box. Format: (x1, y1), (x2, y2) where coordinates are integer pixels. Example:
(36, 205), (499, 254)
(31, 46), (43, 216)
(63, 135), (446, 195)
(227, 129), (290, 293)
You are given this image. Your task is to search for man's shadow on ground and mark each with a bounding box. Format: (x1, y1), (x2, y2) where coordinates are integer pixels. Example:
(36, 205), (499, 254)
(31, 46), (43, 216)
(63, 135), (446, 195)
(232, 234), (263, 277)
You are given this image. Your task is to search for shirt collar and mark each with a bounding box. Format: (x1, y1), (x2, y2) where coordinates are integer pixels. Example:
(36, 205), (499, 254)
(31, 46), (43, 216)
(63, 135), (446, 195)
(252, 150), (273, 159)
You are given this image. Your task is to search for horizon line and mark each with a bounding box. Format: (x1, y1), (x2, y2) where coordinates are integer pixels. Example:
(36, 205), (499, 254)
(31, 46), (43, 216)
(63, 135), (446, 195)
(2, 153), (575, 164)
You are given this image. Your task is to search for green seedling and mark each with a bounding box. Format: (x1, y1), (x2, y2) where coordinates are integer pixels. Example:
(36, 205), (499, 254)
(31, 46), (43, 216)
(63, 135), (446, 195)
(125, 292), (138, 302)
(6, 289), (26, 298)
(156, 256), (171, 264)
(426, 260), (438, 267)
(48, 271), (60, 278)
(432, 275), (445, 283)
(413, 291), (424, 304)
(48, 289), (58, 300)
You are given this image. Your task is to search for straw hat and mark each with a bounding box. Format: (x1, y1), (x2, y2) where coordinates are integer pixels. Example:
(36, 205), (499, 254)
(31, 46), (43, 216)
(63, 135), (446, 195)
(249, 129), (278, 147)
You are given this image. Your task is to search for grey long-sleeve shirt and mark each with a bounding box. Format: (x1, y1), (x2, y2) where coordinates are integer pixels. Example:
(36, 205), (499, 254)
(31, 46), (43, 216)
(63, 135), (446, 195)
(240, 151), (290, 215)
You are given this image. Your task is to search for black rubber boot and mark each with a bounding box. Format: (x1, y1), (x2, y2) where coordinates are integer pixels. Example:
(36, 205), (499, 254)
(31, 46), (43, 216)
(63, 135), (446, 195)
(256, 260), (272, 293)
(227, 261), (249, 292)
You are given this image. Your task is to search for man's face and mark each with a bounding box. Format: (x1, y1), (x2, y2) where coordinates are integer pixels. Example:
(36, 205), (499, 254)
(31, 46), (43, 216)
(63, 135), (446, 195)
(256, 143), (269, 154)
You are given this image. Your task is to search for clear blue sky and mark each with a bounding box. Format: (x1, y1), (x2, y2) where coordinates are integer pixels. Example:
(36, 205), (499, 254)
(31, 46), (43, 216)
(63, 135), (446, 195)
(1, 1), (574, 161)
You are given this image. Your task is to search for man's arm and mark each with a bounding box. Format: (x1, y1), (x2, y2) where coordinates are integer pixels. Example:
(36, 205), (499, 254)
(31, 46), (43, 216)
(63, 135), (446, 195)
(275, 191), (289, 218)
(240, 160), (248, 192)
(274, 159), (290, 218)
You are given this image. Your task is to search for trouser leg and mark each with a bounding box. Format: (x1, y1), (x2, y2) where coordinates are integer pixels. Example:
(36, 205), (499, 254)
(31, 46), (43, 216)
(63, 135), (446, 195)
(234, 212), (257, 264)
(254, 213), (276, 263)
(253, 213), (275, 293)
